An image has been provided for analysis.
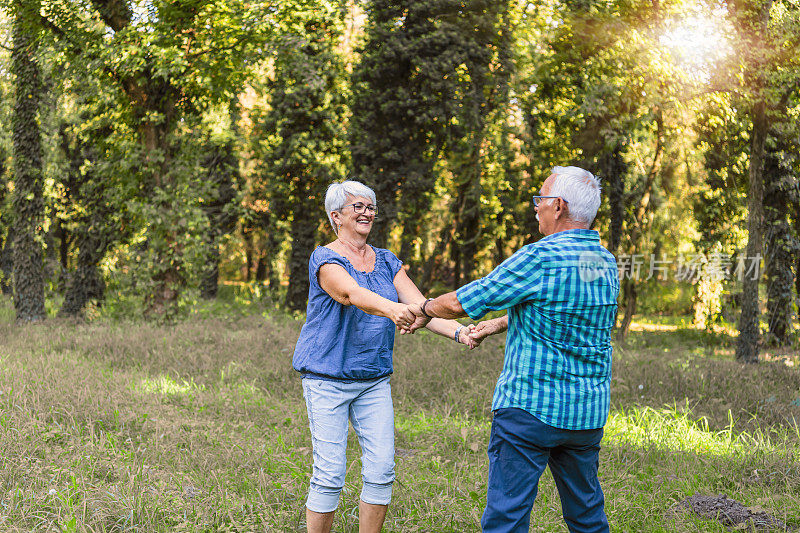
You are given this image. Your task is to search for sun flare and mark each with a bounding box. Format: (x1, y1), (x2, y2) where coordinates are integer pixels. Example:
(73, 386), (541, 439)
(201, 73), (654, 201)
(659, 11), (732, 78)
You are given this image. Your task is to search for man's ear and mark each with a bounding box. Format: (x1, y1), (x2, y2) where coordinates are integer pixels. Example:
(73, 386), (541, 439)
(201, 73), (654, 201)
(554, 198), (565, 219)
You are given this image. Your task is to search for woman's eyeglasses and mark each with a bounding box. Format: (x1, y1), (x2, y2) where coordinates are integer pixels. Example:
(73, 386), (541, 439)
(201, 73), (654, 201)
(342, 202), (378, 215)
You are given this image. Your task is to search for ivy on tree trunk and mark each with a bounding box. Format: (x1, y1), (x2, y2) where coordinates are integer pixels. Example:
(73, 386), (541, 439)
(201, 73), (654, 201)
(200, 133), (239, 300)
(736, 100), (767, 363)
(763, 136), (798, 346)
(11, 1), (46, 323)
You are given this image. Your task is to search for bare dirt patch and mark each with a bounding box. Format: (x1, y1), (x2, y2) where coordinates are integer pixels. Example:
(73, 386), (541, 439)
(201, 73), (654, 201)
(678, 493), (791, 531)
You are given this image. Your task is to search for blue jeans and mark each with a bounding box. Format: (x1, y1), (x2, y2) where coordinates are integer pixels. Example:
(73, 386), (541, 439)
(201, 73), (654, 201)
(301, 376), (395, 513)
(482, 408), (608, 533)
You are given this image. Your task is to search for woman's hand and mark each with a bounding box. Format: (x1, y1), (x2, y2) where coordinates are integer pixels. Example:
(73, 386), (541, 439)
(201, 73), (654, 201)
(458, 324), (478, 349)
(391, 303), (418, 333)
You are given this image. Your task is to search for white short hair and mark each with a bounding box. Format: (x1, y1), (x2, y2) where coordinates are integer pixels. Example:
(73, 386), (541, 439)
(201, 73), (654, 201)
(548, 166), (601, 225)
(324, 180), (377, 234)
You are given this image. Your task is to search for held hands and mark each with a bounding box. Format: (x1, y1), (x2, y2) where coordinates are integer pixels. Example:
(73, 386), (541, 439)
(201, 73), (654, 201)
(392, 300), (498, 350)
(393, 304), (419, 334)
(392, 303), (430, 334)
(467, 318), (505, 345)
(405, 302), (431, 333)
(458, 324), (479, 349)
(394, 302), (430, 335)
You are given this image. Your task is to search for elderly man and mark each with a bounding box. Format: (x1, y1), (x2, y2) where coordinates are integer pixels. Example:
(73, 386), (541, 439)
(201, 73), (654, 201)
(408, 166), (619, 533)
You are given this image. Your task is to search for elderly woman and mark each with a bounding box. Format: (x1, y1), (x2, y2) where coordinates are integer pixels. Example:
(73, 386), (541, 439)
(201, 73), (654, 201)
(292, 180), (474, 533)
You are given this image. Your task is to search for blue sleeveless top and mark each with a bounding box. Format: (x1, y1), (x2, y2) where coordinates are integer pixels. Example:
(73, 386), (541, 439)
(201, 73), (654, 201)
(292, 245), (404, 381)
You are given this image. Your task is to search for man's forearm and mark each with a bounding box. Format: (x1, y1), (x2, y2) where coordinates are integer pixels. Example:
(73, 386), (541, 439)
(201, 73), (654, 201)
(425, 291), (467, 319)
(490, 315), (509, 333)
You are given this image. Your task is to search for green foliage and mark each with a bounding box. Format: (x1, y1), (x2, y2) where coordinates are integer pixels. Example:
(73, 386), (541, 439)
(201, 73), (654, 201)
(30, 0), (280, 319)
(693, 96), (749, 250)
(763, 130), (800, 345)
(351, 0), (505, 251)
(0, 47), (11, 292)
(637, 281), (694, 316)
(254, 0), (350, 310)
(693, 247), (727, 330)
(0, 0), (797, 335)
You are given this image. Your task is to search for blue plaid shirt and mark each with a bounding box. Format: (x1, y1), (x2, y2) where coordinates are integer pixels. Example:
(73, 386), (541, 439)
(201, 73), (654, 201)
(456, 229), (619, 430)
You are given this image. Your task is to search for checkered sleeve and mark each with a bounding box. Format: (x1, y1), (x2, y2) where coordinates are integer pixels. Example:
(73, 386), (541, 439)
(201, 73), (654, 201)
(456, 246), (542, 320)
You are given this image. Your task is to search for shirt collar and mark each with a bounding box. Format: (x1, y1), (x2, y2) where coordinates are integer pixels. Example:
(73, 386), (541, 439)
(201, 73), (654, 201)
(538, 228), (600, 243)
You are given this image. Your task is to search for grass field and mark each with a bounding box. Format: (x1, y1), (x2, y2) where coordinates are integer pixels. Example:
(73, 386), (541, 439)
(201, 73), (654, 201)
(1, 294), (799, 532)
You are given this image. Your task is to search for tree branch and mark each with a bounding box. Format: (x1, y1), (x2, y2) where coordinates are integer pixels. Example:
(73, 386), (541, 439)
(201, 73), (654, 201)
(89, 0), (132, 32)
(178, 38), (250, 78)
(38, 11), (145, 108)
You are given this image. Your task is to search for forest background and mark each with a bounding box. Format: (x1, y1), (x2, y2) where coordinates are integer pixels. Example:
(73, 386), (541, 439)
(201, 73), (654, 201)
(1, 0), (800, 359)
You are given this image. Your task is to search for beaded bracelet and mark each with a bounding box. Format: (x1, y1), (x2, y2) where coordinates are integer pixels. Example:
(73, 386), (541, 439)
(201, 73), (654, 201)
(454, 325), (464, 343)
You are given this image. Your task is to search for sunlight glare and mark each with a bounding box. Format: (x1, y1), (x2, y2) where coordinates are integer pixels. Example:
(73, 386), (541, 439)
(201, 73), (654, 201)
(659, 10), (732, 79)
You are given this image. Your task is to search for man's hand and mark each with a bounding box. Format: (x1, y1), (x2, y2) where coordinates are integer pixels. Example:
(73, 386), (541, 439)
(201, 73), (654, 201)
(468, 317), (508, 345)
(406, 302), (432, 332)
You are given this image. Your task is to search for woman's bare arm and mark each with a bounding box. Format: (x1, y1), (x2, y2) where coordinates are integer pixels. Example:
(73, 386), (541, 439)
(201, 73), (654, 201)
(319, 263), (414, 327)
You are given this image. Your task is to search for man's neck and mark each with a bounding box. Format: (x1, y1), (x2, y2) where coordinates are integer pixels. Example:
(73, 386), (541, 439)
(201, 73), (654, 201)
(549, 221), (590, 235)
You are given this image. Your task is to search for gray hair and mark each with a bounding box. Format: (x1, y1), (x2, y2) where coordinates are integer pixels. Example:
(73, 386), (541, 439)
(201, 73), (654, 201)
(548, 166), (601, 225)
(324, 180), (377, 234)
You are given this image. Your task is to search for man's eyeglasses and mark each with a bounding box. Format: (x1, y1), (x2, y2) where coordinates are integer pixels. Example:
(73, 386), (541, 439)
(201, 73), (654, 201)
(532, 196), (568, 207)
(342, 202), (378, 215)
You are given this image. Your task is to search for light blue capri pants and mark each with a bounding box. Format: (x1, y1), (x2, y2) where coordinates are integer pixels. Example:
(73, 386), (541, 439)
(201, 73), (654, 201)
(302, 375), (395, 513)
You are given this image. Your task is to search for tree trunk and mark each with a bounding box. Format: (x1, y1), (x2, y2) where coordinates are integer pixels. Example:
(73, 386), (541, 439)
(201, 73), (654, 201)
(258, 211), (285, 290)
(200, 247), (221, 299)
(397, 138), (447, 269)
(58, 220), (69, 272)
(365, 173), (399, 250)
(0, 228), (12, 295)
(763, 144), (795, 346)
(285, 182), (318, 311)
(795, 199), (800, 328)
(243, 230), (254, 282)
(614, 111), (662, 340)
(399, 220), (419, 270)
(53, 218), (70, 290)
(141, 120), (185, 319)
(11, 2), (46, 323)
(419, 222), (452, 294)
(399, 207), (425, 272)
(59, 233), (106, 317)
(616, 278), (637, 341)
(200, 135), (239, 300)
(254, 250), (267, 283)
(455, 156), (483, 286)
(736, 100), (767, 363)
(451, 222), (462, 291)
(600, 145), (626, 254)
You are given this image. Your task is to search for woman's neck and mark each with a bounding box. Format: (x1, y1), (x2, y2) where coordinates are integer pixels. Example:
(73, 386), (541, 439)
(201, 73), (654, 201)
(336, 232), (369, 256)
